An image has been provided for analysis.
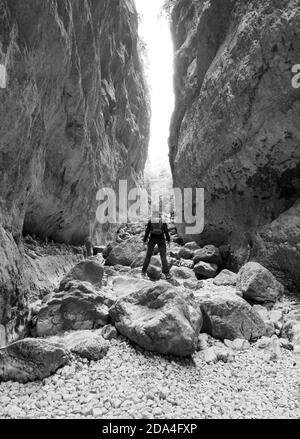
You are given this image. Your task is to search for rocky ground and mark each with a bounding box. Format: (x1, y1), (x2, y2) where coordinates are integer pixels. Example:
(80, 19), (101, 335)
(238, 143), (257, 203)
(1, 224), (300, 420)
(0, 335), (299, 420)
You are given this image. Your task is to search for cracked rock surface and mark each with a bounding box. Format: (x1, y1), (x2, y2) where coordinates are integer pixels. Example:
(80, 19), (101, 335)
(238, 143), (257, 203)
(0, 0), (150, 345)
(169, 0), (300, 290)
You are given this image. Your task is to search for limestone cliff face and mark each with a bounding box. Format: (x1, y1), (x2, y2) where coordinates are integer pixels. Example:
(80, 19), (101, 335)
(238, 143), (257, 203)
(0, 0), (150, 344)
(169, 0), (300, 289)
(0, 0), (149, 244)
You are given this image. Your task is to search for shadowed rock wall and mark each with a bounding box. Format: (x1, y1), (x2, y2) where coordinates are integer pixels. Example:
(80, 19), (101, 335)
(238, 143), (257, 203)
(0, 0), (150, 343)
(169, 0), (300, 290)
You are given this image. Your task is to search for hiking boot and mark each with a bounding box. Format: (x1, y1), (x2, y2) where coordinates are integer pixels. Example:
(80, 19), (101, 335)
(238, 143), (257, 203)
(165, 273), (172, 280)
(141, 271), (147, 278)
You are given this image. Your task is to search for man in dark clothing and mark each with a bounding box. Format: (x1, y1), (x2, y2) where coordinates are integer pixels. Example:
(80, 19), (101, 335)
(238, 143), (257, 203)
(142, 214), (171, 279)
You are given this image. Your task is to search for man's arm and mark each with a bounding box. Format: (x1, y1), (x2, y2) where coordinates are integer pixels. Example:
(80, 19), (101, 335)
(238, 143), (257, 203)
(163, 223), (171, 243)
(143, 221), (151, 243)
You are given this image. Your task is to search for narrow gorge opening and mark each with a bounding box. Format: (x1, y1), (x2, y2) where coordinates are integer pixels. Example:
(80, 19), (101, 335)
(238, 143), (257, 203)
(135, 0), (175, 197)
(1, 0), (300, 418)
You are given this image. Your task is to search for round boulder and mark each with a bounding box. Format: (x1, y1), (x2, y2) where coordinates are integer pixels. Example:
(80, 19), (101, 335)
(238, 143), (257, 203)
(109, 281), (203, 356)
(194, 261), (218, 279)
(213, 269), (237, 287)
(237, 262), (284, 304)
(147, 265), (162, 281)
(170, 266), (195, 280)
(59, 260), (104, 291)
(194, 289), (266, 341)
(35, 282), (111, 337)
(193, 245), (222, 265)
(59, 331), (110, 361)
(105, 237), (145, 267)
(0, 339), (69, 383)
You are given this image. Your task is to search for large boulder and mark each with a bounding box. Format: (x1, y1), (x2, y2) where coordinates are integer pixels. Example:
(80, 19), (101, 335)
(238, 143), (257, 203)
(105, 237), (145, 267)
(110, 276), (152, 299)
(194, 262), (218, 279)
(178, 248), (194, 260)
(213, 270), (237, 287)
(0, 338), (69, 383)
(147, 265), (162, 281)
(109, 281), (202, 356)
(34, 282), (111, 337)
(193, 246), (222, 265)
(237, 262), (284, 304)
(194, 286), (266, 341)
(59, 260), (104, 291)
(170, 266), (195, 280)
(50, 330), (110, 361)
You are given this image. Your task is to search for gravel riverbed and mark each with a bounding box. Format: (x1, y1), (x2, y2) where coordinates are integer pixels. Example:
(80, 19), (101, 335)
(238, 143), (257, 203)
(0, 337), (299, 419)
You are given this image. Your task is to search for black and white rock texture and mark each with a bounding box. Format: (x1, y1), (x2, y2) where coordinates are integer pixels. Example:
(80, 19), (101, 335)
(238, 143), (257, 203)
(0, 338), (69, 383)
(109, 281), (203, 357)
(34, 280), (113, 337)
(0, 335), (299, 418)
(237, 262), (284, 304)
(169, 0), (300, 291)
(194, 281), (266, 341)
(0, 0), (150, 345)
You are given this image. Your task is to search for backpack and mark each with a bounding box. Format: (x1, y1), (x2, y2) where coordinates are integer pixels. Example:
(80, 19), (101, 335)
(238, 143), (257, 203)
(151, 221), (164, 236)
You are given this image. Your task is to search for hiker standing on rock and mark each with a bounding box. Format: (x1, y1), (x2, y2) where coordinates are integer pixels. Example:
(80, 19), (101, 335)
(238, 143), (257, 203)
(142, 212), (171, 280)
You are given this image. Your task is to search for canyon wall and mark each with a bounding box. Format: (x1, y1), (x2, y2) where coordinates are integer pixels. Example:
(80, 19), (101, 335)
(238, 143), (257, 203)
(0, 0), (150, 344)
(169, 0), (300, 291)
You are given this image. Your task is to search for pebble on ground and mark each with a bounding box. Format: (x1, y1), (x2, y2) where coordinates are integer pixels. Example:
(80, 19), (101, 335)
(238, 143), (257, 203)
(0, 337), (299, 419)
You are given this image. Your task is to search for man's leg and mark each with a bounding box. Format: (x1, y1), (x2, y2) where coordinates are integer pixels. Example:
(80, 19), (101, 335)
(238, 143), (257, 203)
(142, 241), (155, 274)
(158, 241), (170, 275)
